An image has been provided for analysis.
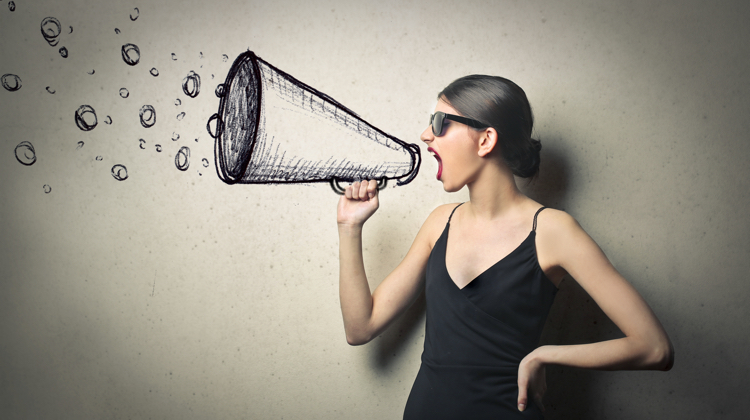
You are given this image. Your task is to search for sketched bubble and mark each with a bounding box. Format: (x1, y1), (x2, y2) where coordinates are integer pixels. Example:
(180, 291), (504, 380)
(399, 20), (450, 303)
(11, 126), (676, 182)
(15, 141), (37, 166)
(41, 17), (62, 47)
(87, 69), (95, 75)
(175, 146), (190, 171)
(76, 141), (84, 149)
(115, 28), (120, 34)
(111, 164), (128, 181)
(130, 7), (139, 21)
(1, 74), (22, 91)
(104, 115), (112, 124)
(69, 25), (73, 34)
(215, 84), (226, 98)
(194, 138), (199, 142)
(174, 98), (181, 106)
(74, 105), (98, 131)
(9, 1), (15, 12)
(121, 43), (140, 66)
(46, 86), (55, 94)
(96, 156), (103, 161)
(155, 144), (162, 152)
(139, 105), (156, 128)
(43, 184), (52, 194)
(182, 71), (200, 98)
(59, 46), (68, 58)
(202, 158), (209, 168)
(171, 53), (177, 61)
(119, 88), (129, 98)
(222, 54), (228, 62)
(176, 112), (185, 121)
(139, 139), (146, 149)
(206, 113), (222, 139)
(150, 67), (159, 77)
(172, 132), (180, 141)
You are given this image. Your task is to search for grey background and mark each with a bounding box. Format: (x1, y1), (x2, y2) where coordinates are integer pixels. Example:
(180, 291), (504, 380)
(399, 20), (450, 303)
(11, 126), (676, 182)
(1, 0), (748, 418)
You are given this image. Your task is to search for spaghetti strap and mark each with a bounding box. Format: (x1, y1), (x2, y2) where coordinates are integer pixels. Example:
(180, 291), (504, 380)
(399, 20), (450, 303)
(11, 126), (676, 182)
(532, 207), (547, 232)
(447, 203), (464, 224)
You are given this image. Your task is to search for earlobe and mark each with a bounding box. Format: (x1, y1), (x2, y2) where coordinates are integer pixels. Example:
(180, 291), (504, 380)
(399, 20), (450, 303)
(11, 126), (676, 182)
(477, 128), (498, 157)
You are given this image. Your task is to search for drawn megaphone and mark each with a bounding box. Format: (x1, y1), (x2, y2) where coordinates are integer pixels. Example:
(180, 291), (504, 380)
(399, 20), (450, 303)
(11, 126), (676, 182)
(207, 51), (420, 193)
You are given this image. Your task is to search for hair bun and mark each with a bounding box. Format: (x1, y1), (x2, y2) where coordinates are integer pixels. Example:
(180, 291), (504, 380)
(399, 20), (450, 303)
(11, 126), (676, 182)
(530, 138), (542, 153)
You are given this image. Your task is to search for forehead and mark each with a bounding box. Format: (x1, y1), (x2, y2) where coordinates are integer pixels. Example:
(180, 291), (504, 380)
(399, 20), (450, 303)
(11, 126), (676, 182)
(433, 98), (459, 114)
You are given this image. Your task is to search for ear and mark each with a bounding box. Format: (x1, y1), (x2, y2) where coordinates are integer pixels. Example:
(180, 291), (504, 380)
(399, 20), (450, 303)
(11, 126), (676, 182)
(477, 127), (498, 157)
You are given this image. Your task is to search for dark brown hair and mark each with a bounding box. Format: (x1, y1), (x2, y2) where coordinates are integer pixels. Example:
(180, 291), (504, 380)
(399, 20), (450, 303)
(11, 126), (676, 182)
(439, 75), (541, 178)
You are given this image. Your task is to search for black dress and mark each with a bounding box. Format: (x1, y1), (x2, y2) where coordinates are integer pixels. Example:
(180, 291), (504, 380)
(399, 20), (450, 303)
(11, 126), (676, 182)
(403, 204), (557, 419)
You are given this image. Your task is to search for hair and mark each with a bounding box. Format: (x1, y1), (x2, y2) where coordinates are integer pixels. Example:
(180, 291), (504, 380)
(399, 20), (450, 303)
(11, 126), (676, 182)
(438, 75), (541, 178)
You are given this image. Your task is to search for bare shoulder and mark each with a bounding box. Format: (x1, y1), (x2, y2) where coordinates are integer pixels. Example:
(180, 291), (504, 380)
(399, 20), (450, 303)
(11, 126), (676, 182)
(417, 203), (462, 248)
(535, 208), (582, 236)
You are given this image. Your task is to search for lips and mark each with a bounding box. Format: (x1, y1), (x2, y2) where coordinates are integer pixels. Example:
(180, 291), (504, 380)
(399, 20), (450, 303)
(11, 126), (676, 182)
(428, 147), (442, 180)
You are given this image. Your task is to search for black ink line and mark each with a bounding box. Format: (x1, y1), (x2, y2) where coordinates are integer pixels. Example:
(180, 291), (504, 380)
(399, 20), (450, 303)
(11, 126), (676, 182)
(174, 98), (181, 106)
(139, 139), (146, 149)
(209, 51), (421, 188)
(115, 28), (121, 34)
(150, 67), (159, 77)
(74, 105), (98, 131)
(155, 144), (162, 152)
(182, 71), (200, 98)
(9, 1), (15, 12)
(59, 46), (68, 58)
(215, 84), (226, 98)
(171, 53), (177, 61)
(1, 74), (21, 91)
(176, 112), (185, 121)
(175, 146), (190, 171)
(88, 69), (95, 75)
(15, 141), (36, 166)
(41, 17), (61, 47)
(139, 105), (156, 128)
(111, 164), (128, 181)
(119, 88), (129, 98)
(76, 141), (84, 149)
(43, 184), (51, 194)
(172, 132), (180, 141)
(104, 116), (112, 124)
(46, 86), (55, 94)
(130, 7), (139, 21)
(121, 43), (140, 66)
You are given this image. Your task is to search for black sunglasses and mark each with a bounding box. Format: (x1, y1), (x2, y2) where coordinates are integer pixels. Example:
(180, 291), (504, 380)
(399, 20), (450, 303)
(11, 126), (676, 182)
(429, 111), (488, 136)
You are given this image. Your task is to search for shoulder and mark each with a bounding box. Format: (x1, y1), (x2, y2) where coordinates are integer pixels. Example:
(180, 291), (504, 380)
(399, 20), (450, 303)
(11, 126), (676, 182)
(415, 203), (462, 248)
(535, 207), (581, 235)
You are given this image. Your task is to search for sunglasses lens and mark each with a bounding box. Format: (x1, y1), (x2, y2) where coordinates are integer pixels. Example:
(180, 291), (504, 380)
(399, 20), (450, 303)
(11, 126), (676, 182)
(431, 112), (444, 136)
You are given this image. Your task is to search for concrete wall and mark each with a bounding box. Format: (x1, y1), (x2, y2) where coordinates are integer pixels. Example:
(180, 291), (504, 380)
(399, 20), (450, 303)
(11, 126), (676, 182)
(2, 0), (748, 418)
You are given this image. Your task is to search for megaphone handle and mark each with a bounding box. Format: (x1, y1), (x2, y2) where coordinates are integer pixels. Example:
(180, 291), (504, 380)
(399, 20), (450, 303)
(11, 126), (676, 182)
(330, 178), (388, 195)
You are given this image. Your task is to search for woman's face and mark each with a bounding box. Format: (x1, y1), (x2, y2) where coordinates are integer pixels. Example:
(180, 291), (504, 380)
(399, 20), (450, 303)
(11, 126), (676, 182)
(421, 100), (484, 192)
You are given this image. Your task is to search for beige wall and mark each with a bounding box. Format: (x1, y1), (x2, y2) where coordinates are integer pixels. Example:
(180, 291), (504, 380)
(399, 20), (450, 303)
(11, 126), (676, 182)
(2, 0), (748, 418)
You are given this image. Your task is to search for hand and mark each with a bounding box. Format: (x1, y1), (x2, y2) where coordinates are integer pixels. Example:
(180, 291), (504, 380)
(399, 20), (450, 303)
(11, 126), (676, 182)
(517, 349), (547, 412)
(337, 180), (380, 227)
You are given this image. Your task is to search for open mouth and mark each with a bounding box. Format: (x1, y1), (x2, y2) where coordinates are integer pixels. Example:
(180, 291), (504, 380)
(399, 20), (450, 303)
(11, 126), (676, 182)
(427, 147), (442, 180)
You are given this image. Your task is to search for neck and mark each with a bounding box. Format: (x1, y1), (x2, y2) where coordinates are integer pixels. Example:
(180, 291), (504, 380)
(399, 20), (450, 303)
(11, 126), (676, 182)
(465, 162), (525, 220)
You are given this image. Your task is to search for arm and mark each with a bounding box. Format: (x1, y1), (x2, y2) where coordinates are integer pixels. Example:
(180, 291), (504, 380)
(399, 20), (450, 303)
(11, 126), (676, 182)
(517, 210), (674, 411)
(337, 180), (444, 345)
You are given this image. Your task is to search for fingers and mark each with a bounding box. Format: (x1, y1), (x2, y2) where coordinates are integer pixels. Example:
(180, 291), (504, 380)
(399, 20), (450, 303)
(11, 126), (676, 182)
(517, 378), (528, 412)
(345, 180), (379, 201)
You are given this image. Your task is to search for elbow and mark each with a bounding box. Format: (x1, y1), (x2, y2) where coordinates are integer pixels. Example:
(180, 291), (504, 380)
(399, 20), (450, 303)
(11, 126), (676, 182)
(345, 330), (373, 346)
(646, 338), (674, 371)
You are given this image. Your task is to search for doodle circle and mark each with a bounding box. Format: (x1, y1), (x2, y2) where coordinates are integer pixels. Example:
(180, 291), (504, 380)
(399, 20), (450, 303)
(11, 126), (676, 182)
(130, 7), (139, 21)
(171, 53), (177, 61)
(206, 113), (223, 139)
(43, 184), (52, 194)
(182, 71), (200, 98)
(215, 84), (226, 97)
(59, 46), (68, 58)
(139, 105), (156, 128)
(115, 28), (121, 34)
(150, 67), (159, 77)
(74, 105), (98, 131)
(202, 158), (209, 168)
(1, 74), (22, 91)
(41, 17), (62, 47)
(222, 54), (228, 62)
(111, 164), (128, 181)
(174, 98), (181, 106)
(46, 86), (55, 94)
(87, 69), (95, 75)
(121, 43), (140, 66)
(76, 141), (84, 149)
(119, 88), (129, 98)
(175, 146), (190, 171)
(155, 144), (162, 152)
(9, 1), (16, 12)
(96, 156), (103, 161)
(69, 26), (73, 34)
(15, 141), (37, 166)
(104, 116), (112, 124)
(172, 132), (180, 141)
(176, 112), (185, 121)
(139, 139), (146, 149)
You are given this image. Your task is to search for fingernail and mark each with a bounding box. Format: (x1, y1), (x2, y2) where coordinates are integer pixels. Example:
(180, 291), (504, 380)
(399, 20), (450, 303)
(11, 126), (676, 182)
(518, 403), (525, 412)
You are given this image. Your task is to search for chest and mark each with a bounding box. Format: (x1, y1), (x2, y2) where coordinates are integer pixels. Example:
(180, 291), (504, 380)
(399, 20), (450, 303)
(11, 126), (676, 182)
(444, 223), (533, 289)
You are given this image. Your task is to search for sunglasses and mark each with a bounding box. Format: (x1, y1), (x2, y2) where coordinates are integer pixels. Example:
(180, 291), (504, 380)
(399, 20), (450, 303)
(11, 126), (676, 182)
(429, 111), (488, 136)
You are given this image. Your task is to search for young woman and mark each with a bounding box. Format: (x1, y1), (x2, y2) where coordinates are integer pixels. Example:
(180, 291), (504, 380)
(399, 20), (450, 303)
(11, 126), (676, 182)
(336, 75), (673, 419)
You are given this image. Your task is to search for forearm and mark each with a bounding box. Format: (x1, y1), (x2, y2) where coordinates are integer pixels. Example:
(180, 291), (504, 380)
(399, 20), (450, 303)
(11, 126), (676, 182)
(528, 335), (673, 372)
(338, 224), (376, 345)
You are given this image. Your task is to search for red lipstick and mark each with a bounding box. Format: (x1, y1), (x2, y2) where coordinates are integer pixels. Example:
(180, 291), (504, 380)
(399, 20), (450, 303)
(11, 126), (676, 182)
(428, 147), (442, 180)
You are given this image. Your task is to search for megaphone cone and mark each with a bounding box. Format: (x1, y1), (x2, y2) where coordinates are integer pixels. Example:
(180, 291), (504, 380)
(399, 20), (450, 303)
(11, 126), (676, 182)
(207, 51), (421, 189)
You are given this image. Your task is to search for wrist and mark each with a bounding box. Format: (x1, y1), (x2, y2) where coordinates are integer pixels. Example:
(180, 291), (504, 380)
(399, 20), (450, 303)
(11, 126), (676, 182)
(337, 223), (364, 235)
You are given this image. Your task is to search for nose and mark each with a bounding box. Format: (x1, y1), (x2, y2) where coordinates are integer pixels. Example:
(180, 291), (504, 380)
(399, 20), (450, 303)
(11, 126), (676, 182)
(420, 126), (434, 144)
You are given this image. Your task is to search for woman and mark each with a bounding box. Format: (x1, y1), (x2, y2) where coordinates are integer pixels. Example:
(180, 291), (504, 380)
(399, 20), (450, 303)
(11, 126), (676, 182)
(337, 75), (673, 419)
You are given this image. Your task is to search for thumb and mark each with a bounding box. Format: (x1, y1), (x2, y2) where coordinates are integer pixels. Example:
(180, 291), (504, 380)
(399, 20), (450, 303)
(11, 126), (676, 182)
(517, 379), (528, 412)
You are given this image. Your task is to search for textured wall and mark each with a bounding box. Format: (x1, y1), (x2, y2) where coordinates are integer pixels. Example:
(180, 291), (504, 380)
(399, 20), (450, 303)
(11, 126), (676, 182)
(1, 0), (748, 419)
